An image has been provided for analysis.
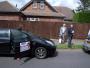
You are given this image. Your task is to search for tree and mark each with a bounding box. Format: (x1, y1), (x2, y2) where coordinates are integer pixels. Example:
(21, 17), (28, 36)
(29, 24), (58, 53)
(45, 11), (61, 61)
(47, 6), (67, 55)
(73, 0), (90, 23)
(77, 0), (90, 11)
(73, 11), (90, 23)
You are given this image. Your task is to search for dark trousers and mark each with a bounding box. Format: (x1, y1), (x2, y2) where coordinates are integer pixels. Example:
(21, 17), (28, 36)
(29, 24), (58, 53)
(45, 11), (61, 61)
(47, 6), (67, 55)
(14, 46), (21, 59)
(13, 43), (21, 60)
(67, 36), (73, 48)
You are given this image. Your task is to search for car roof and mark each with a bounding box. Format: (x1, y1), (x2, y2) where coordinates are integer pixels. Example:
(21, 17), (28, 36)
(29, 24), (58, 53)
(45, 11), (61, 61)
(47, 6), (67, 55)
(0, 28), (10, 31)
(0, 28), (18, 30)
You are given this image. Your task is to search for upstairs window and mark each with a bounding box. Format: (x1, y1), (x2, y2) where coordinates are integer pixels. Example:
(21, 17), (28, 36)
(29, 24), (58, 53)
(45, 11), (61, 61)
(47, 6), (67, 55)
(32, 2), (37, 8)
(40, 1), (45, 9)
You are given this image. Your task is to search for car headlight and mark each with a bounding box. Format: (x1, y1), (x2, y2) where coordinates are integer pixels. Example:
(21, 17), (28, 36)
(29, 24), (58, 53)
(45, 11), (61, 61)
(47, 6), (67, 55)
(45, 40), (54, 46)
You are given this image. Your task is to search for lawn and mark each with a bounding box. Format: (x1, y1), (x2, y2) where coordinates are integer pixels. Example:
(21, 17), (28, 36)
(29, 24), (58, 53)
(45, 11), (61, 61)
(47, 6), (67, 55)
(56, 44), (83, 49)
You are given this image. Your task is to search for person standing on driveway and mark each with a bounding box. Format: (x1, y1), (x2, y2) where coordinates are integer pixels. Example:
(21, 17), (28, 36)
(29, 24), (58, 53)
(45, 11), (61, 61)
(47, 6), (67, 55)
(88, 29), (90, 37)
(59, 24), (67, 43)
(67, 24), (74, 48)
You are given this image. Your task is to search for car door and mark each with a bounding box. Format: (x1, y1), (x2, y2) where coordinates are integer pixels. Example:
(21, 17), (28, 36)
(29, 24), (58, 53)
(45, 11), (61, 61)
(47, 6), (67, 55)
(0, 29), (11, 54)
(11, 29), (30, 56)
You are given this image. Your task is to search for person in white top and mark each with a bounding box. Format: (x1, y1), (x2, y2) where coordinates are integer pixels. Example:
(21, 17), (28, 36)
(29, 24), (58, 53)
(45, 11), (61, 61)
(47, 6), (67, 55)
(59, 24), (67, 43)
(88, 29), (90, 36)
(87, 29), (90, 39)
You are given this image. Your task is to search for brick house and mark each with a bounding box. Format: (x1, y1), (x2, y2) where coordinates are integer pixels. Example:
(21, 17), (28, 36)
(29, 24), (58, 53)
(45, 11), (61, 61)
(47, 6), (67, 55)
(0, 0), (65, 22)
(20, 0), (65, 22)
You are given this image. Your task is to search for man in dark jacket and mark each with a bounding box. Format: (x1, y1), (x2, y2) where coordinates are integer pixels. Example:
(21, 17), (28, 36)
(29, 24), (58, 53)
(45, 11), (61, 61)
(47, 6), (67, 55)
(67, 24), (74, 48)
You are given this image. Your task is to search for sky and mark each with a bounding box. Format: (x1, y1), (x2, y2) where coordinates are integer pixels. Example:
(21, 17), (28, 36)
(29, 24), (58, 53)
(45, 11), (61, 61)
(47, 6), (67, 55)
(0, 0), (80, 10)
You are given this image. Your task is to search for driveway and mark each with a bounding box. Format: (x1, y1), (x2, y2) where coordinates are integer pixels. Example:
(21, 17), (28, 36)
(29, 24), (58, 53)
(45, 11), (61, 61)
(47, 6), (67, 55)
(0, 49), (90, 68)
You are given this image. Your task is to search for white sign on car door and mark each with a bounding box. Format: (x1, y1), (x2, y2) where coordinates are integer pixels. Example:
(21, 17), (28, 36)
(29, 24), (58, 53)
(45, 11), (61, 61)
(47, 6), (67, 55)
(20, 41), (30, 52)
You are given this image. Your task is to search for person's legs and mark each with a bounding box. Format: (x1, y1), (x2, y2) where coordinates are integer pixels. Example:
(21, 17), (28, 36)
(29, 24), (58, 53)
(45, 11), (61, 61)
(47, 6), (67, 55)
(14, 46), (21, 60)
(60, 35), (63, 43)
(62, 34), (64, 43)
(68, 36), (72, 48)
(63, 34), (66, 43)
(61, 34), (65, 43)
(14, 52), (21, 60)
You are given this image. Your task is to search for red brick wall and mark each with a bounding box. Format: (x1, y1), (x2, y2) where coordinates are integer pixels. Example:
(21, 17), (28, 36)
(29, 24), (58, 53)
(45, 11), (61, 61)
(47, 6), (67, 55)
(0, 21), (89, 39)
(0, 15), (21, 21)
(39, 18), (64, 22)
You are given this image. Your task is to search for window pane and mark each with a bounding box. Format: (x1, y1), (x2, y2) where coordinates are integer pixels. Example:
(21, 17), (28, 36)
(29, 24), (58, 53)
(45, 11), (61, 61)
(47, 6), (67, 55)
(30, 18), (36, 21)
(40, 2), (44, 9)
(0, 30), (9, 38)
(11, 30), (28, 42)
(32, 2), (37, 8)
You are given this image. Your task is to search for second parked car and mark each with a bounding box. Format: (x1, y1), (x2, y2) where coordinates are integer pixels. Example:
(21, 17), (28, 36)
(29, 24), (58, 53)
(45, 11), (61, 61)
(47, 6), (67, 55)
(82, 35), (90, 53)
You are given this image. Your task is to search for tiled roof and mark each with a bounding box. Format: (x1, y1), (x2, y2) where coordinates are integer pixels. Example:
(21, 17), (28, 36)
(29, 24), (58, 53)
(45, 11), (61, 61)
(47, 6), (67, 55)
(54, 6), (74, 20)
(22, 11), (65, 18)
(0, 1), (19, 12)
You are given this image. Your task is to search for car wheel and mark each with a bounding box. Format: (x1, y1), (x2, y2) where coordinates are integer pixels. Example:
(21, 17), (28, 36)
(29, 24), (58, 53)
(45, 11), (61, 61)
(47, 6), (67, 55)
(35, 47), (47, 59)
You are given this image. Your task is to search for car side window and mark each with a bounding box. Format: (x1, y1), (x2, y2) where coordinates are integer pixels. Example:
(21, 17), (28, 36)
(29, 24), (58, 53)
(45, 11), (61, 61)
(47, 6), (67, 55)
(11, 29), (28, 42)
(0, 30), (10, 39)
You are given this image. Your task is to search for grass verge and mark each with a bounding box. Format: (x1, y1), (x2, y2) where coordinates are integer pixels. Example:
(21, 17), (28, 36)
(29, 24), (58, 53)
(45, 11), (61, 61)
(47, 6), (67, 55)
(56, 44), (83, 49)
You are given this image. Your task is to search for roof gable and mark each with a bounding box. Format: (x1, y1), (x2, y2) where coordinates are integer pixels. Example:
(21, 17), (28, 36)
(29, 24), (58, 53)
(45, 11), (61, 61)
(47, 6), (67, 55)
(0, 1), (19, 12)
(20, 0), (65, 18)
(20, 0), (57, 12)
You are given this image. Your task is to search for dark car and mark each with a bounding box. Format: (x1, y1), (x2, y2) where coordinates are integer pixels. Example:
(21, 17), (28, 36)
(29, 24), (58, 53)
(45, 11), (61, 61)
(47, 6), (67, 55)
(0, 29), (56, 59)
(82, 35), (90, 53)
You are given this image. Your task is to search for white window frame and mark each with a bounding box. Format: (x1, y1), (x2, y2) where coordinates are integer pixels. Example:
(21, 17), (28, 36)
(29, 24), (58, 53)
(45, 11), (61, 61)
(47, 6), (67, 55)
(40, 1), (45, 9)
(36, 18), (40, 21)
(26, 18), (30, 21)
(30, 18), (36, 21)
(32, 2), (37, 8)
(26, 17), (40, 21)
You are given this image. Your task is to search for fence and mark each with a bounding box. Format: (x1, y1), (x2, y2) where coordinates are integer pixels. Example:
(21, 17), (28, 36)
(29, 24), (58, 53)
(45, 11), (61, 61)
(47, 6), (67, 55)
(0, 20), (90, 39)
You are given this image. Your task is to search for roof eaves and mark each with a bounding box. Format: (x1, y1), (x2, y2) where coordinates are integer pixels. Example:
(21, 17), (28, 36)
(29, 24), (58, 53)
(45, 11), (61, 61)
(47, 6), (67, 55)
(20, 0), (33, 11)
(45, 1), (58, 12)
(8, 1), (19, 11)
(0, 1), (19, 12)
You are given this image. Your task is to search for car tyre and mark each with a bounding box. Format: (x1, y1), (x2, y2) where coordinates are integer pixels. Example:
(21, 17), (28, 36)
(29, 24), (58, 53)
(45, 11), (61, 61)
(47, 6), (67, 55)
(35, 47), (47, 59)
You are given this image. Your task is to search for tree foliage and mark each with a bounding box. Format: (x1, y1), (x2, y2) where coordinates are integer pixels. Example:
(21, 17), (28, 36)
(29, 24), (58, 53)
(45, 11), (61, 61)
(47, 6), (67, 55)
(77, 0), (90, 11)
(73, 11), (90, 23)
(74, 0), (90, 23)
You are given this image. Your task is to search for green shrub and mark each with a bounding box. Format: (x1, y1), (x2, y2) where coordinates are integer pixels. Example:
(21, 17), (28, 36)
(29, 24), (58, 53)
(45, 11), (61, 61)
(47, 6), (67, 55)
(56, 44), (82, 49)
(73, 11), (90, 23)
